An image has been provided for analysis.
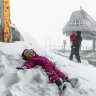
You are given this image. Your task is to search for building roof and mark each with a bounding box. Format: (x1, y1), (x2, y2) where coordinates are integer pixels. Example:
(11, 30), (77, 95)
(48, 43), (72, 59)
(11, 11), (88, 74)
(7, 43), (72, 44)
(63, 9), (96, 40)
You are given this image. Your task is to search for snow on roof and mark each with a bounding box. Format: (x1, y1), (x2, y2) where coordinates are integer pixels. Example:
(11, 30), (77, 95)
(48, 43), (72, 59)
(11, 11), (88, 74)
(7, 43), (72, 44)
(63, 10), (96, 40)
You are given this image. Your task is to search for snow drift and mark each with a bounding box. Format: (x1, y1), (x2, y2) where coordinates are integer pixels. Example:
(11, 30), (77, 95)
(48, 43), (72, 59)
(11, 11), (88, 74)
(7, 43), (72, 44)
(0, 27), (96, 96)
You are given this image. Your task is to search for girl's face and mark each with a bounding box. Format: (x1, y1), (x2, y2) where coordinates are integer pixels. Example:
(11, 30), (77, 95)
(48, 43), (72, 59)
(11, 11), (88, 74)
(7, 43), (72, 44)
(26, 51), (35, 59)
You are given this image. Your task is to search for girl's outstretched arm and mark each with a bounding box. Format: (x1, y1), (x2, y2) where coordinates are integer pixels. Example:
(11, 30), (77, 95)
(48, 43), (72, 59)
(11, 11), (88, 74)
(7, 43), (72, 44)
(16, 60), (35, 70)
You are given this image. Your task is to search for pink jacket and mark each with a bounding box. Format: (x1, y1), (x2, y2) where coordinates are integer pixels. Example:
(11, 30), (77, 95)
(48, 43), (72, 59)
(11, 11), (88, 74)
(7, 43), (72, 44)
(22, 49), (54, 69)
(22, 49), (66, 83)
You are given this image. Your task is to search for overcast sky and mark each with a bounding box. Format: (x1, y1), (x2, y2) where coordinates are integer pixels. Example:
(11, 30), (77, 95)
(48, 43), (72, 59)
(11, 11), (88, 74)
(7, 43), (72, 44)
(10, 0), (96, 47)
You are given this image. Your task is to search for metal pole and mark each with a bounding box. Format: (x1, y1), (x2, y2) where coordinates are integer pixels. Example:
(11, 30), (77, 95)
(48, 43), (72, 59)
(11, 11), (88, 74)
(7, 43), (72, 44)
(93, 39), (95, 50)
(0, 0), (4, 41)
(49, 37), (51, 50)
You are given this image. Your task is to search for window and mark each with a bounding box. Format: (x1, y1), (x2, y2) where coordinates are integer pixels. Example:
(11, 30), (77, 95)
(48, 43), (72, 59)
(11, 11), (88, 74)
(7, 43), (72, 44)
(76, 20), (79, 23)
(67, 20), (90, 27)
(76, 24), (79, 26)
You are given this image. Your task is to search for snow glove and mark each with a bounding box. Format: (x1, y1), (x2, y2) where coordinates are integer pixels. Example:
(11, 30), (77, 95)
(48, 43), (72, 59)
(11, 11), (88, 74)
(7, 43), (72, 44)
(16, 67), (24, 70)
(16, 66), (27, 70)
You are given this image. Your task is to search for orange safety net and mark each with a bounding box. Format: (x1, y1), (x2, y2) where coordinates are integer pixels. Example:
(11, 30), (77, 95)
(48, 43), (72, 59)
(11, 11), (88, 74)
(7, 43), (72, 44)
(4, 0), (10, 42)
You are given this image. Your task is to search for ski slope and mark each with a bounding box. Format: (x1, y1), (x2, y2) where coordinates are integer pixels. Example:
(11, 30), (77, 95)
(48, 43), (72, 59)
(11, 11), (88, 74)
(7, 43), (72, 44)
(0, 27), (96, 96)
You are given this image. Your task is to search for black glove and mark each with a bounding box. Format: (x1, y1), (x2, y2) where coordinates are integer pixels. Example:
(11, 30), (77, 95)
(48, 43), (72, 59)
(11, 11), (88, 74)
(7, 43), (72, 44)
(16, 67), (24, 70)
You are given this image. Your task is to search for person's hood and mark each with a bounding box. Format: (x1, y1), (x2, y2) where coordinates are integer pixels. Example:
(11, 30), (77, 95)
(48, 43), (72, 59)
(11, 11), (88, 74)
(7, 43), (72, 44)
(77, 31), (81, 36)
(22, 49), (38, 60)
(72, 30), (76, 35)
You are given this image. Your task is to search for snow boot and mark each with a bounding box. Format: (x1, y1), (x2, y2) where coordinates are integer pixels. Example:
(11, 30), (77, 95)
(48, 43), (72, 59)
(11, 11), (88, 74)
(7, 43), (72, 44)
(63, 77), (78, 88)
(55, 78), (68, 93)
(59, 82), (67, 93)
(55, 78), (62, 87)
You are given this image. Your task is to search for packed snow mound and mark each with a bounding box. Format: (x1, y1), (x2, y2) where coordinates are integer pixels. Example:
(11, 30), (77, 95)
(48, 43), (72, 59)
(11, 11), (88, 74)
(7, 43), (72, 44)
(0, 28), (96, 96)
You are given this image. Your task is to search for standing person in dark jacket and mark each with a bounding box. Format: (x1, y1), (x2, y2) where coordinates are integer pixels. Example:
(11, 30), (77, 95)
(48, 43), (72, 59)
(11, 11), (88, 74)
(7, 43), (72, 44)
(69, 31), (82, 63)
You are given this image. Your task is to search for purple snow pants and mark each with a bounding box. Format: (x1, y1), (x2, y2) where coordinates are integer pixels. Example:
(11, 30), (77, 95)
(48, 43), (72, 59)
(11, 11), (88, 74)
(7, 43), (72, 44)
(44, 63), (66, 83)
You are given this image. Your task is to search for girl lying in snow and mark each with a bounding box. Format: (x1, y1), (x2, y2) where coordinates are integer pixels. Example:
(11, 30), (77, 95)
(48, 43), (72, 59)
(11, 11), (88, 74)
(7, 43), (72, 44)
(16, 49), (72, 93)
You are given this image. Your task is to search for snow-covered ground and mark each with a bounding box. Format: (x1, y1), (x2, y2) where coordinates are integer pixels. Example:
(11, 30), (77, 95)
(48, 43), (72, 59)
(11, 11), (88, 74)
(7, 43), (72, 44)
(0, 27), (96, 96)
